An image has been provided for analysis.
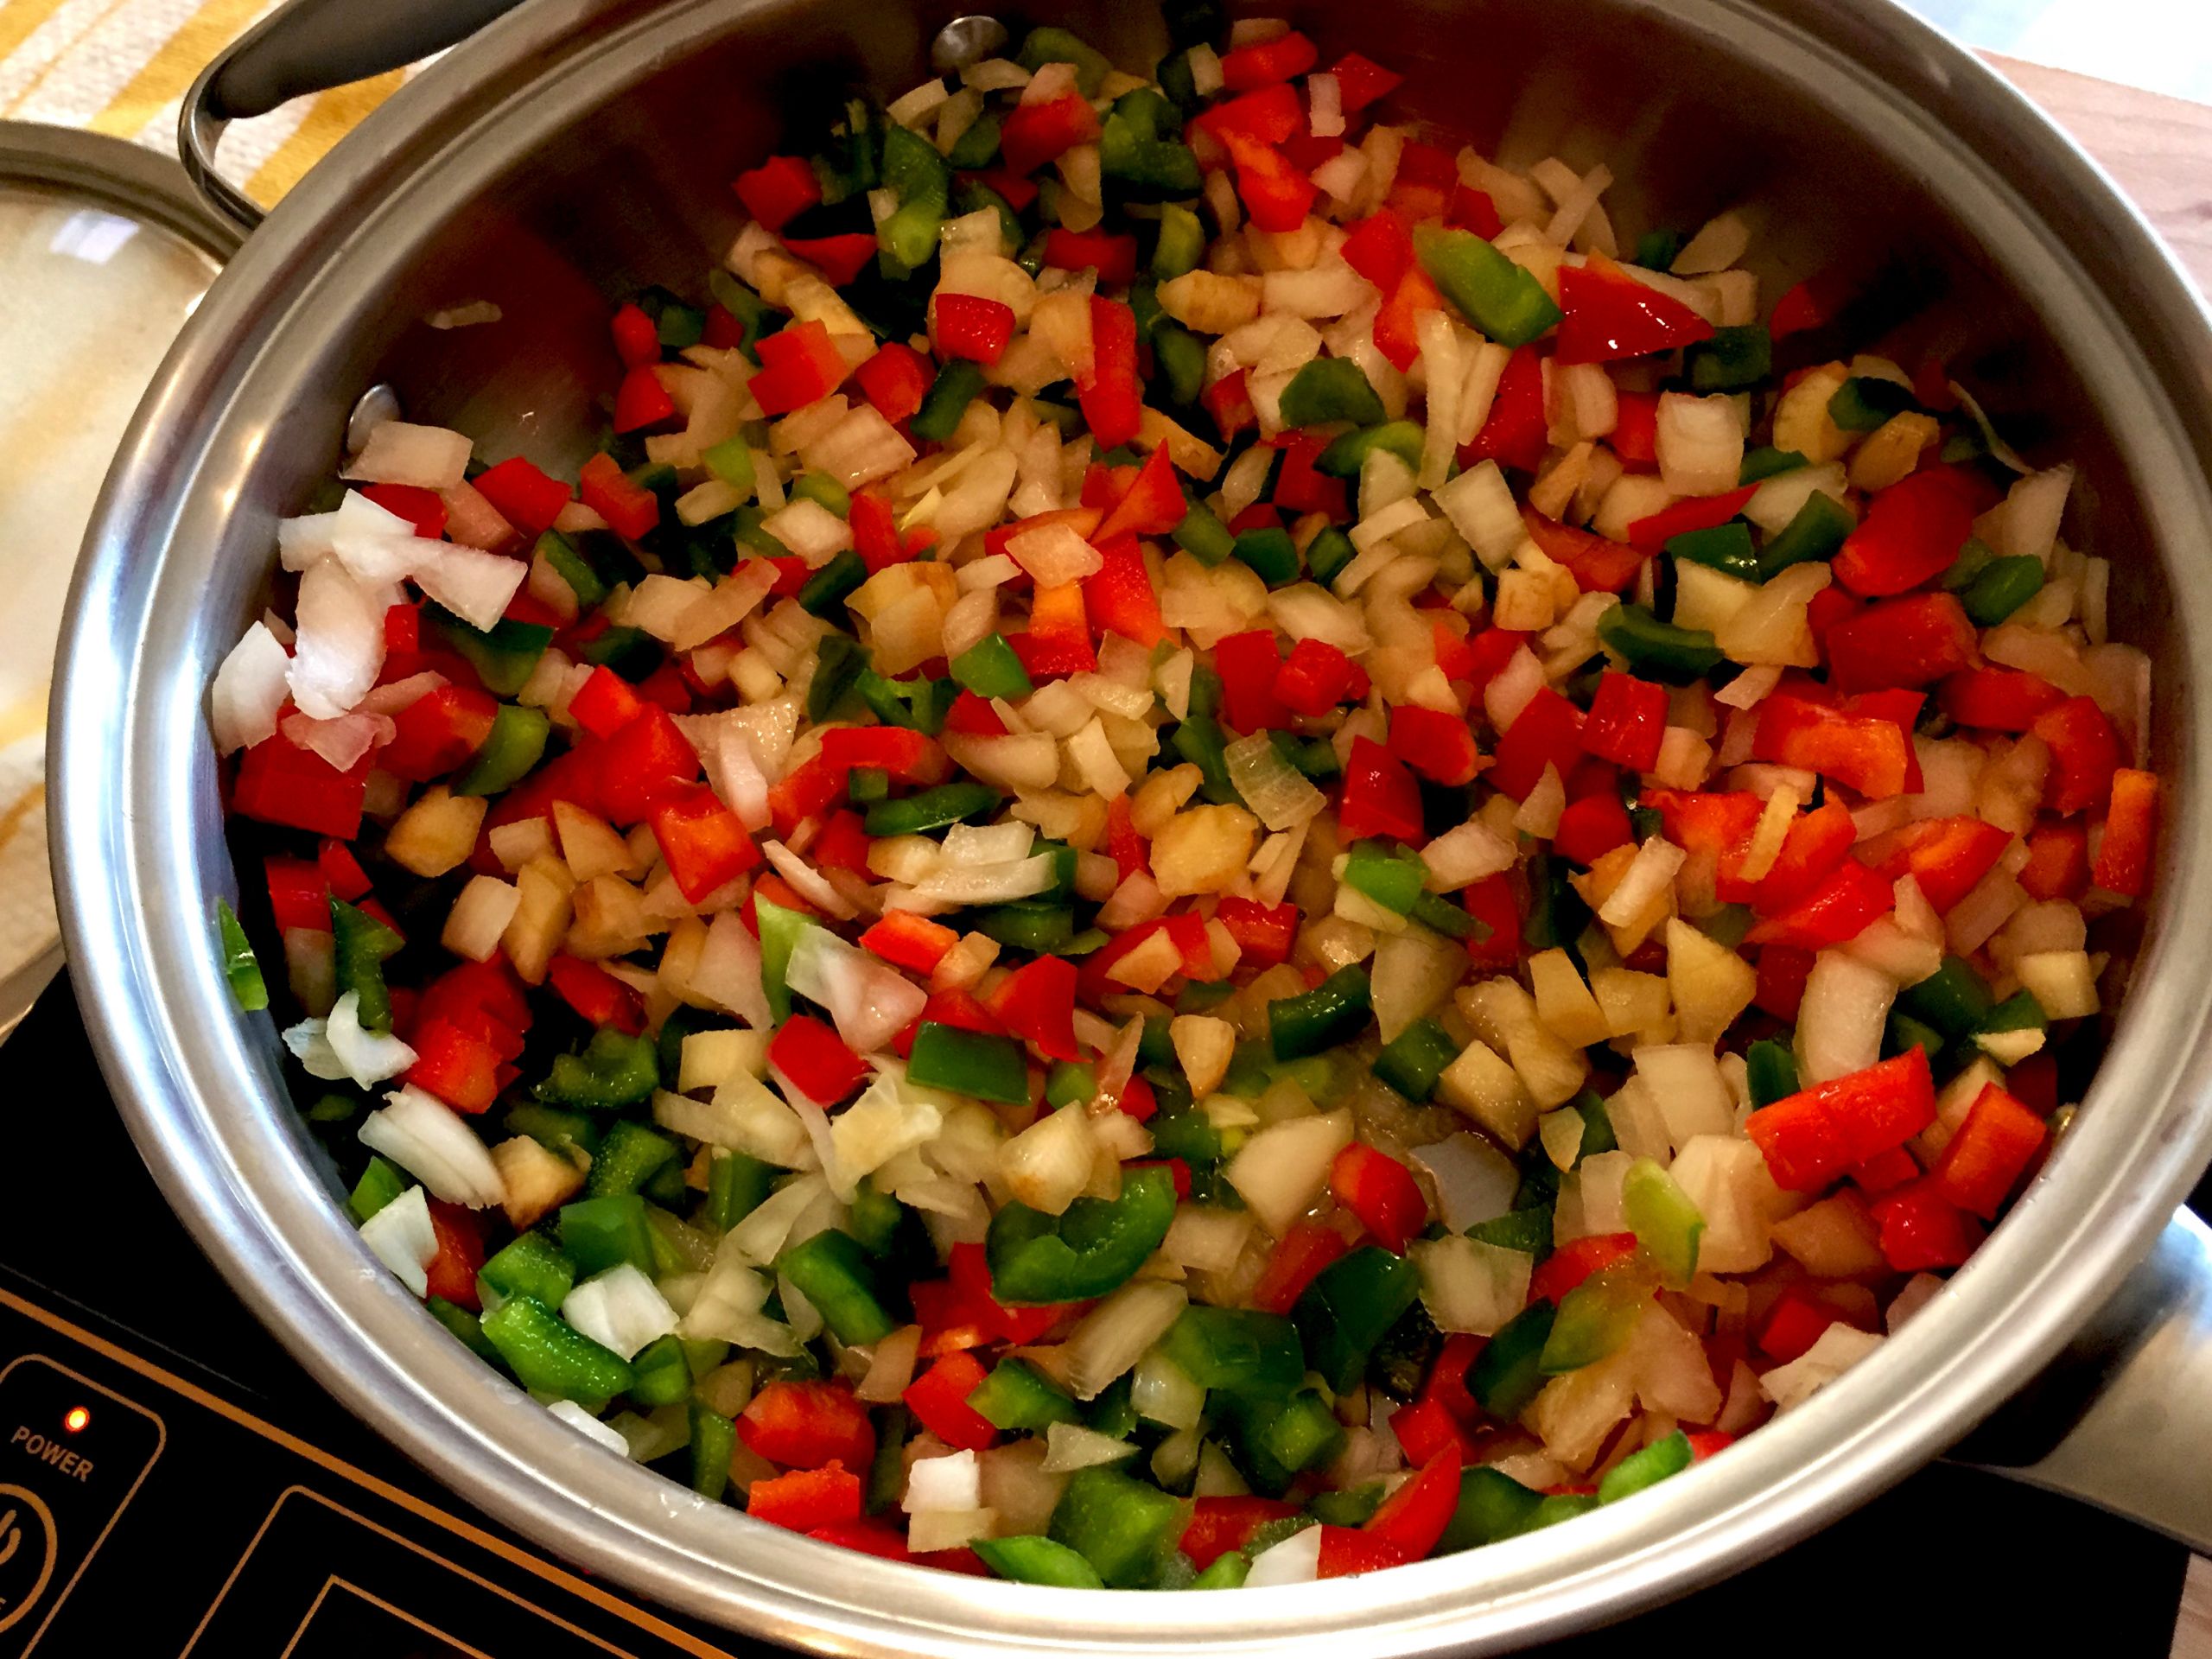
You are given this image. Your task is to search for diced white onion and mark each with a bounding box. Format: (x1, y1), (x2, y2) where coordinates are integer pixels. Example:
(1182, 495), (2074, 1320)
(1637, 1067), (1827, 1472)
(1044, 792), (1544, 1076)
(412, 543), (530, 632)
(360, 1084), (507, 1209)
(785, 925), (930, 1054)
(324, 989), (417, 1086)
(1061, 1281), (1188, 1400)
(357, 1185), (437, 1296)
(210, 621), (296, 753)
(346, 421), (472, 489)
(562, 1263), (678, 1360)
(1599, 838), (1686, 926)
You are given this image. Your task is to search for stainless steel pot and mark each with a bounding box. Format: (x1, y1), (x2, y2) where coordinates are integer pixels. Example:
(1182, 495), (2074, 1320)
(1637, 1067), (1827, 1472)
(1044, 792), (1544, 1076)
(49, 0), (2212, 1649)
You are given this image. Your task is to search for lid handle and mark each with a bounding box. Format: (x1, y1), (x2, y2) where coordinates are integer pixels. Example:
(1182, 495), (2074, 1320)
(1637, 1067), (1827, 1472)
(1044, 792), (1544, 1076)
(178, 0), (529, 232)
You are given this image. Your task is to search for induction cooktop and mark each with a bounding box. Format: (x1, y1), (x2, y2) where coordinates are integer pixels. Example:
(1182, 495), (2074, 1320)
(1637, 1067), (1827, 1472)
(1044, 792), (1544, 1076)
(0, 976), (2190, 1656)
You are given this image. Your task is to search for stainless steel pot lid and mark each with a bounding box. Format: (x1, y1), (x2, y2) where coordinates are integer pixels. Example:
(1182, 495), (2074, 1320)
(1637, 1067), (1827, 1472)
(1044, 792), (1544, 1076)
(0, 124), (238, 1034)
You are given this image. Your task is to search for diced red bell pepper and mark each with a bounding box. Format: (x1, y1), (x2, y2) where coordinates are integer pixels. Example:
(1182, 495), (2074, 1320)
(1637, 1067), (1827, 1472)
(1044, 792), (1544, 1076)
(1274, 638), (1358, 718)
(1220, 130), (1319, 233)
(1622, 486), (1758, 552)
(2019, 817), (2090, 902)
(564, 664), (646, 742)
(1852, 1146), (1920, 1194)
(1520, 507), (1647, 594)
(1221, 29), (1317, 89)
(820, 726), (951, 786)
(1529, 1232), (1639, 1306)
(473, 455), (571, 540)
(852, 340), (934, 426)
(1938, 666), (2067, 733)
(982, 957), (1081, 1064)
(860, 912), (959, 978)
(1753, 944), (1815, 1020)
(749, 318), (855, 414)
(1042, 226), (1140, 286)
(1861, 814), (2012, 913)
(1339, 736), (1425, 842)
(362, 481), (448, 540)
(1824, 593), (1978, 693)
(932, 292), (1018, 367)
(1250, 1221), (1352, 1315)
(750, 1462), (863, 1532)
(1449, 630), (1530, 698)
(1770, 270), (1851, 340)
(1868, 1180), (1986, 1271)
(1743, 856), (1893, 948)
(1611, 391), (1660, 467)
(779, 232), (878, 286)
(1751, 800), (1856, 913)
(1745, 1047), (1937, 1192)
(1194, 81), (1301, 145)
(649, 784), (760, 902)
(266, 855), (335, 933)
(546, 954), (646, 1035)
(1932, 1083), (2047, 1218)
(766, 1013), (870, 1106)
(2031, 696), (2125, 815)
(2093, 768), (2158, 898)
(317, 837), (372, 902)
(1214, 897), (1298, 973)
(420, 956), (532, 1037)
(1214, 629), (1289, 734)
(1203, 366), (1258, 440)
(1753, 693), (1915, 799)
(809, 810), (874, 878)
(382, 683), (500, 780)
(1077, 296), (1144, 448)
(1831, 467), (1985, 597)
(733, 154), (823, 232)
(1388, 1395), (1481, 1471)
(232, 734), (372, 839)
(1317, 1527), (1412, 1579)
(1331, 49), (1404, 111)
(1270, 431), (1348, 518)
(1010, 582), (1096, 680)
(942, 690), (1010, 738)
(423, 1201), (488, 1309)
(1758, 1286), (1856, 1363)
(1182, 1497), (1303, 1571)
(1105, 792), (1148, 882)
(1554, 257), (1716, 365)
(902, 1351), (1000, 1452)
(1461, 872), (1524, 971)
(1330, 1143), (1427, 1253)
(1447, 184), (1503, 237)
(849, 491), (903, 573)
(1361, 1448), (1460, 1560)
(739, 1379), (875, 1471)
(613, 363), (677, 433)
(596, 705), (701, 823)
(1553, 792), (1635, 867)
(1001, 92), (1101, 175)
(404, 1017), (505, 1113)
(1095, 445), (1185, 540)
(1081, 533), (1166, 648)
(1388, 705), (1480, 787)
(610, 301), (661, 371)
(1643, 787), (1762, 900)
(1341, 211), (1414, 293)
(578, 452), (659, 540)
(766, 754), (840, 841)
(1489, 686), (1585, 801)
(385, 601), (422, 656)
(1454, 344), (1546, 468)
(1581, 671), (1669, 772)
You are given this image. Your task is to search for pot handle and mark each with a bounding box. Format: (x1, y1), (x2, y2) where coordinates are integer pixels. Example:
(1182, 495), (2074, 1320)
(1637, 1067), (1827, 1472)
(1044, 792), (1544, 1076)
(178, 0), (530, 232)
(1951, 1206), (2212, 1553)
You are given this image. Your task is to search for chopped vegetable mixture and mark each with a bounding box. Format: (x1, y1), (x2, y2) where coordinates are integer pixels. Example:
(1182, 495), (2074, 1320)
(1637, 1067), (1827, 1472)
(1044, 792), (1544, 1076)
(207, 5), (2158, 1591)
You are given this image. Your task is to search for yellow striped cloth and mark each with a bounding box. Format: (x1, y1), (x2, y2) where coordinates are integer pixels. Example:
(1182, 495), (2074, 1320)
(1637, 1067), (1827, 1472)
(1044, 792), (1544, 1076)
(0, 0), (408, 205)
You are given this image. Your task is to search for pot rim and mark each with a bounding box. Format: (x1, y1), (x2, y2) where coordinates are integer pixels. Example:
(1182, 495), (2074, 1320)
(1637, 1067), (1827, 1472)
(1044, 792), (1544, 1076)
(51, 0), (2212, 1651)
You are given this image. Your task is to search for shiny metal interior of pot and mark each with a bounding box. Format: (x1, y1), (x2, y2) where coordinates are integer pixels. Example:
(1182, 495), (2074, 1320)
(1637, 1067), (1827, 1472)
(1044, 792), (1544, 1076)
(57, 0), (2212, 1651)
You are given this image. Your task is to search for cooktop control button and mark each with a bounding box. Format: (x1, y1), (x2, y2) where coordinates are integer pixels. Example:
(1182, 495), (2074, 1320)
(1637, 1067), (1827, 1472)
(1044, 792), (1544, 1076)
(0, 1485), (55, 1636)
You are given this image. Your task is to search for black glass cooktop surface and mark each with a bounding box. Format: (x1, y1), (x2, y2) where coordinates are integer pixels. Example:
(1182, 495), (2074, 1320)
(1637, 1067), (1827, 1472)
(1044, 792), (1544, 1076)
(0, 976), (2190, 1656)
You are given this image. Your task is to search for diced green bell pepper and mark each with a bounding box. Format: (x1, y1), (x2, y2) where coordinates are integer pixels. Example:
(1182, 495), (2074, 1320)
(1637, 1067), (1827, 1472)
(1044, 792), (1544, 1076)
(1152, 202), (1206, 280)
(912, 360), (988, 442)
(1738, 446), (1809, 485)
(908, 1023), (1032, 1105)
(1684, 324), (1771, 392)
(754, 898), (810, 1022)
(1192, 1550), (1250, 1588)
(950, 632), (1034, 699)
(806, 634), (868, 723)
(1467, 1206), (1553, 1259)
(331, 899), (403, 1032)
(1961, 554), (2044, 626)
(505, 1101), (599, 1161)
(1316, 419), (1423, 480)
(975, 902), (1076, 953)
(1222, 1389), (1344, 1496)
(969, 1357), (1083, 1431)
(1597, 601), (1724, 683)
(1278, 356), (1386, 428)
(799, 550), (867, 618)
(701, 435), (755, 493)
(946, 110), (1001, 170)
(1342, 842), (1427, 915)
(1048, 1465), (1185, 1587)
(477, 1228), (576, 1312)
(1100, 104), (1203, 200)
(1597, 1428), (1693, 1503)
(1045, 1060), (1097, 1109)
(845, 1176), (906, 1257)
(1745, 1038), (1800, 1108)
(1439, 1465), (1546, 1551)
(216, 898), (267, 1012)
(432, 608), (553, 698)
(1018, 24), (1112, 92)
(1375, 1018), (1459, 1103)
(1294, 1247), (1421, 1393)
(856, 668), (957, 735)
(976, 1534), (1107, 1587)
(776, 1228), (896, 1344)
(1827, 374), (1917, 432)
(1758, 491), (1855, 578)
(537, 530), (609, 607)
(862, 780), (999, 836)
(1667, 522), (1760, 582)
(707, 270), (782, 361)
(1887, 1009), (1946, 1065)
(587, 1119), (679, 1198)
(1268, 965), (1372, 1061)
(1897, 956), (1993, 1040)
(690, 1402), (736, 1500)
(987, 1166), (1179, 1304)
(1170, 715), (1240, 806)
(1232, 524), (1300, 586)
(479, 1294), (635, 1404)
(1942, 536), (1996, 592)
(1632, 228), (1682, 270)
(1309, 1484), (1387, 1527)
(1160, 1304), (1302, 1396)
(628, 1332), (696, 1408)
(1173, 496), (1236, 566)
(1306, 525), (1357, 587)
(559, 1193), (658, 1276)
(1470, 1300), (1555, 1418)
(455, 702), (550, 796)
(347, 1155), (406, 1224)
(1621, 1157), (1703, 1288)
(540, 1027), (658, 1109)
(427, 1295), (503, 1362)
(1412, 224), (1564, 346)
(876, 124), (950, 274)
(1539, 1262), (1655, 1373)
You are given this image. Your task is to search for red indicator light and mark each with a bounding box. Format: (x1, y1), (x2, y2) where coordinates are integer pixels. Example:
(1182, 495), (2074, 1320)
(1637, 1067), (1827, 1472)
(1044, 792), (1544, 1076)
(62, 1407), (89, 1433)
